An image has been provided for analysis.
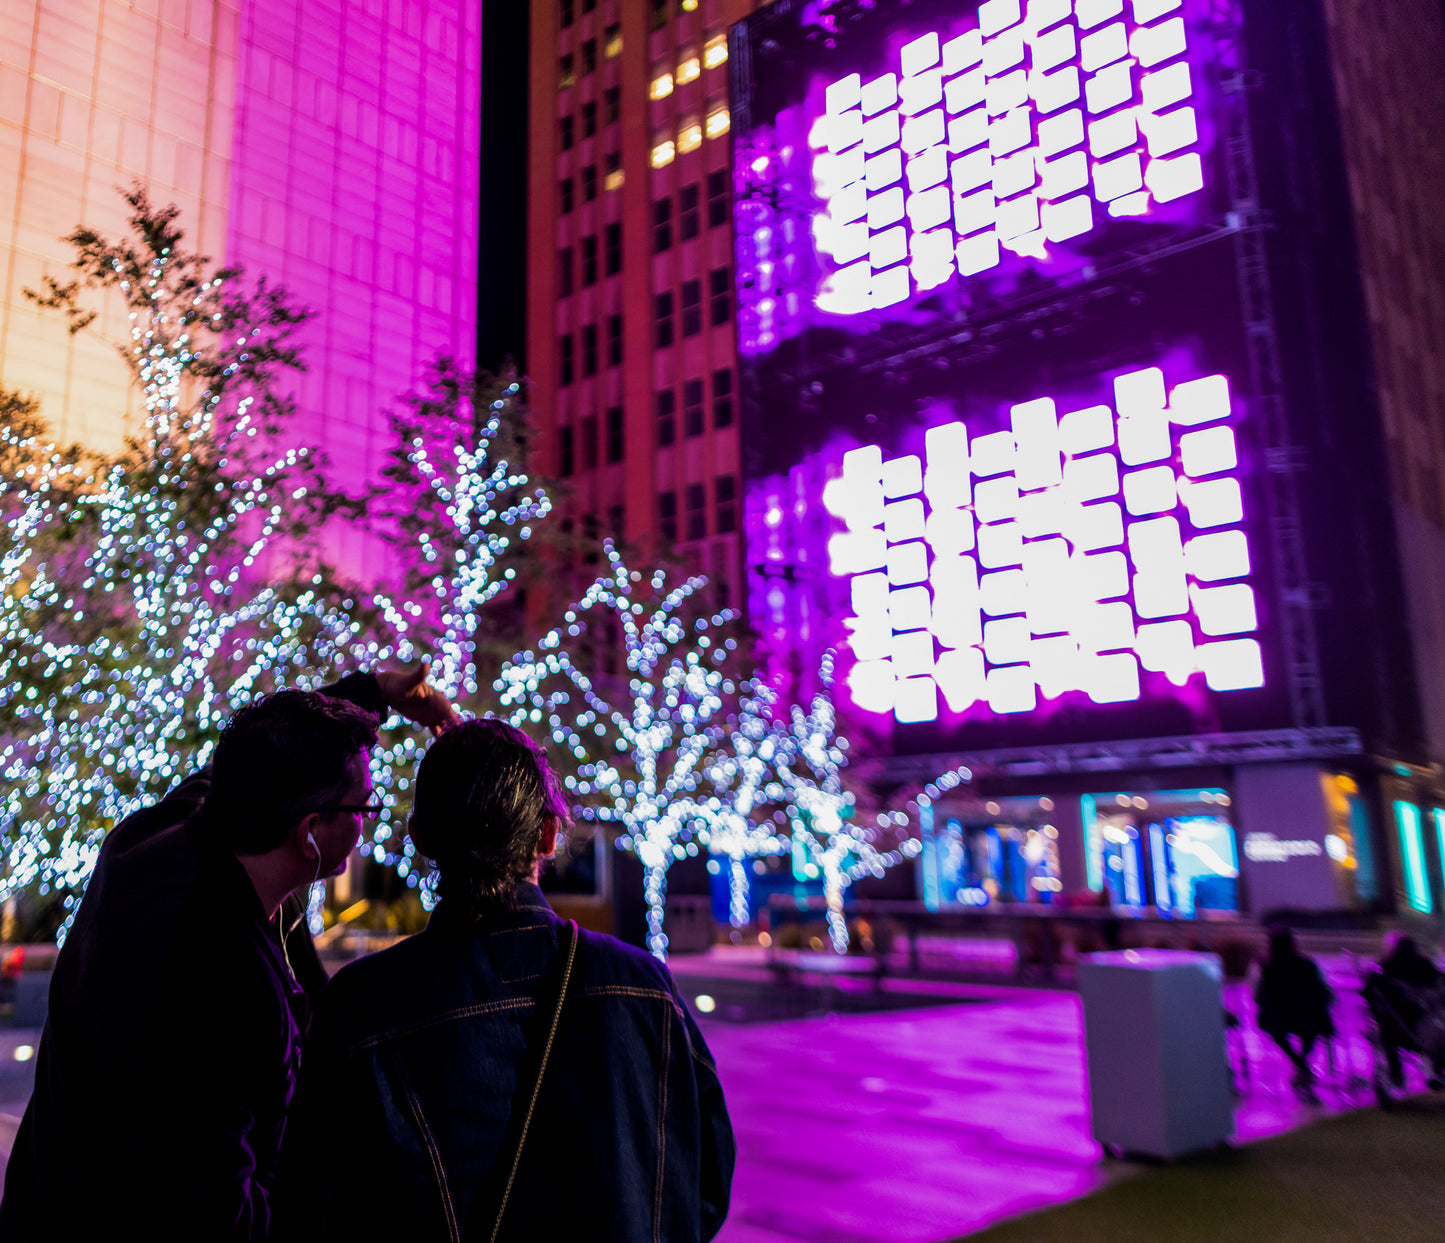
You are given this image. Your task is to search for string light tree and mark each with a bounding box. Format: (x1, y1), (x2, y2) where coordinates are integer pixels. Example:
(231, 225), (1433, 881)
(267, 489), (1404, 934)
(496, 540), (746, 959)
(362, 359), (553, 899)
(1, 186), (360, 938)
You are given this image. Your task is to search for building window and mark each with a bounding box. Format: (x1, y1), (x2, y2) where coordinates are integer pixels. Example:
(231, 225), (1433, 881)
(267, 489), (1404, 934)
(704, 33), (728, 69)
(683, 378), (704, 438)
(559, 54), (576, 89)
(678, 121), (702, 153)
(604, 222), (622, 276)
(560, 177), (574, 214)
(604, 86), (621, 125)
(604, 151), (623, 191)
(582, 0), (595, 11)
(607, 313), (623, 367)
(582, 323), (598, 377)
(581, 39), (597, 75)
(651, 0), (667, 32)
(606, 405), (624, 462)
(604, 23), (622, 58)
(655, 291), (674, 348)
(686, 482), (707, 541)
(680, 183), (700, 240)
(583, 165), (598, 202)
(677, 54), (701, 85)
(716, 475), (737, 533)
(658, 491), (678, 542)
(582, 101), (597, 138)
(559, 334), (575, 386)
(653, 198), (673, 253)
(713, 368), (733, 428)
(581, 415), (598, 469)
(561, 0), (575, 27)
(559, 425), (575, 476)
(560, 115), (574, 151)
(656, 389), (676, 446)
(558, 246), (574, 298)
(707, 169), (729, 228)
(706, 107), (729, 139)
(710, 267), (731, 325)
(679, 0), (699, 12)
(650, 70), (674, 100)
(681, 279), (701, 337)
(609, 502), (625, 540)
(651, 138), (676, 168)
(582, 235), (598, 286)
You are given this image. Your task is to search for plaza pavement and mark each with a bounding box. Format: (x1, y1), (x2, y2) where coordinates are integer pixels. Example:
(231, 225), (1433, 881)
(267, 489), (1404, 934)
(0, 946), (1396, 1240)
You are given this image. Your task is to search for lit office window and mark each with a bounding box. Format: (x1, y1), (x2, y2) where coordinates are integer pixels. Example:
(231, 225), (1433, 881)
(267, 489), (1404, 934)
(704, 35), (728, 69)
(651, 139), (676, 167)
(681, 0), (699, 12)
(650, 72), (674, 100)
(605, 24), (622, 58)
(705, 107), (729, 139)
(677, 55), (701, 84)
(605, 167), (625, 191)
(678, 122), (703, 153)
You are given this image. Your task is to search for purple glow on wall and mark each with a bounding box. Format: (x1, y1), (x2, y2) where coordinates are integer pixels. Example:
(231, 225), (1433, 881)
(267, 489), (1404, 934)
(821, 361), (1263, 724)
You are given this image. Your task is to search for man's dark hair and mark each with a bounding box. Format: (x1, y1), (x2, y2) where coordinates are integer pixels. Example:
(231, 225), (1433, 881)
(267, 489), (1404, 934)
(409, 718), (571, 911)
(202, 689), (379, 854)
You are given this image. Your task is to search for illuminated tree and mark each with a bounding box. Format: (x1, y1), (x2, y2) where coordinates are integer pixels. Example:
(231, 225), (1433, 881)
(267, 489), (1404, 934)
(496, 541), (742, 958)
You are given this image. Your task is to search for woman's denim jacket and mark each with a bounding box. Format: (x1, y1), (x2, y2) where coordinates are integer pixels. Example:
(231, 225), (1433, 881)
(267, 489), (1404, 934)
(275, 883), (735, 1242)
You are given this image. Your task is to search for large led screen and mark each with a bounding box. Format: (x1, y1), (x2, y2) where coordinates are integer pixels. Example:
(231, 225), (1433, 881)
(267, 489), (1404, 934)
(731, 0), (1226, 360)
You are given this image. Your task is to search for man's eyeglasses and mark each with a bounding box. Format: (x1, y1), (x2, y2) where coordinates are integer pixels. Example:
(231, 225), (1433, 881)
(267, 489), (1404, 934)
(321, 801), (386, 819)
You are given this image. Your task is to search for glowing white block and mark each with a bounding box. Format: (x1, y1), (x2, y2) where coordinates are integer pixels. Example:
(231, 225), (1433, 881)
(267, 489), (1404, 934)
(1031, 65), (1081, 113)
(887, 540), (929, 585)
(1094, 150), (1144, 201)
(1081, 22), (1128, 71)
(1013, 398), (1063, 489)
(1060, 404), (1115, 453)
(1194, 583), (1257, 636)
(1088, 651), (1141, 703)
(851, 571), (890, 616)
(978, 521), (1024, 569)
(1133, 568), (1188, 618)
(956, 188), (997, 235)
(980, 566), (1027, 614)
(1142, 62), (1192, 113)
(1022, 534), (1071, 584)
(930, 550), (979, 593)
(936, 647), (986, 710)
(975, 475), (1021, 523)
(1198, 638), (1264, 691)
(908, 146), (948, 192)
(925, 421), (970, 479)
(944, 28), (986, 72)
(1134, 0), (1182, 20)
(902, 32), (941, 77)
(883, 497), (926, 543)
(1076, 549), (1130, 601)
(952, 148), (994, 192)
(832, 182), (868, 224)
(895, 675), (939, 722)
(908, 185), (953, 231)
(1122, 465), (1178, 516)
(1185, 530), (1251, 582)
(1181, 476), (1243, 528)
(873, 263), (912, 308)
(818, 259), (873, 314)
(993, 150), (1038, 197)
(892, 628), (936, 677)
(1170, 374), (1231, 425)
(1180, 426), (1237, 477)
(902, 109), (946, 154)
(881, 454), (923, 499)
(990, 107), (1033, 156)
(1042, 194), (1094, 242)
(980, 0), (1023, 36)
(988, 664), (1038, 714)
(1088, 109), (1138, 157)
(1033, 634), (1081, 697)
(889, 584), (933, 632)
(849, 659), (896, 713)
(1131, 17), (1186, 67)
(833, 221), (870, 264)
(987, 69), (1030, 116)
(1146, 151), (1204, 203)
(1136, 619), (1195, 680)
(1004, 228), (1047, 258)
(949, 107), (990, 152)
(1018, 490), (1072, 538)
(984, 616), (1033, 665)
(997, 195), (1041, 240)
(935, 603), (984, 653)
(867, 186), (906, 229)
(1142, 105), (1197, 157)
(1128, 515), (1183, 568)
(827, 110), (865, 153)
(1074, 500), (1125, 551)
(1041, 151), (1090, 200)
(842, 444), (884, 481)
(829, 527), (888, 575)
(1115, 366), (1167, 413)
(865, 147), (903, 189)
(862, 73), (899, 116)
(835, 147), (868, 187)
(1079, 600), (1135, 652)
(1033, 25), (1078, 73)
(946, 69), (988, 116)
(862, 111), (902, 154)
(827, 74), (863, 115)
(984, 29), (1027, 76)
(901, 68), (945, 115)
(1065, 452), (1121, 503)
(971, 430), (1017, 477)
(1118, 410), (1171, 465)
(926, 507), (977, 555)
(848, 613), (892, 661)
(870, 226), (907, 269)
(912, 228), (957, 289)
(957, 231), (1002, 275)
(1076, 0), (1124, 29)
(1027, 0), (1073, 34)
(1086, 63), (1134, 114)
(1038, 108), (1085, 158)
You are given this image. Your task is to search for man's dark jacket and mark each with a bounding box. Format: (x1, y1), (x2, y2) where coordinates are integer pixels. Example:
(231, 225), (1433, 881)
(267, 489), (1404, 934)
(273, 882), (735, 1242)
(0, 674), (383, 1240)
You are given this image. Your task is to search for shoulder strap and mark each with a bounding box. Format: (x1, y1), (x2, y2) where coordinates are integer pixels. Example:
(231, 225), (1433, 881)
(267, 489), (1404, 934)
(486, 917), (578, 1243)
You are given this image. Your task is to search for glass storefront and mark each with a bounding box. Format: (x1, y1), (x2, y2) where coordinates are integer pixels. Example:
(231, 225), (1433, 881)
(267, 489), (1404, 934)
(923, 798), (1062, 908)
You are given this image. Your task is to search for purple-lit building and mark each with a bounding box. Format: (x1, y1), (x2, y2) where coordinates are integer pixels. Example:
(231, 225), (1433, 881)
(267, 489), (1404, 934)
(730, 0), (1445, 922)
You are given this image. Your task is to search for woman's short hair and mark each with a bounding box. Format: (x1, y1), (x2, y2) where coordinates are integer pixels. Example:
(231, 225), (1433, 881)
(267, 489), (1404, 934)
(410, 718), (571, 910)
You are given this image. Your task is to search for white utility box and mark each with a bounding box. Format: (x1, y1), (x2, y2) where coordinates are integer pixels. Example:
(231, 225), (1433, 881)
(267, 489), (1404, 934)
(1077, 949), (1233, 1160)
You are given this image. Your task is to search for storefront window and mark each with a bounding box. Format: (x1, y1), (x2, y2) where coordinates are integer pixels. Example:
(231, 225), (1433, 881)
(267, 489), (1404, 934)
(1325, 773), (1376, 906)
(1394, 801), (1432, 913)
(923, 798), (1061, 908)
